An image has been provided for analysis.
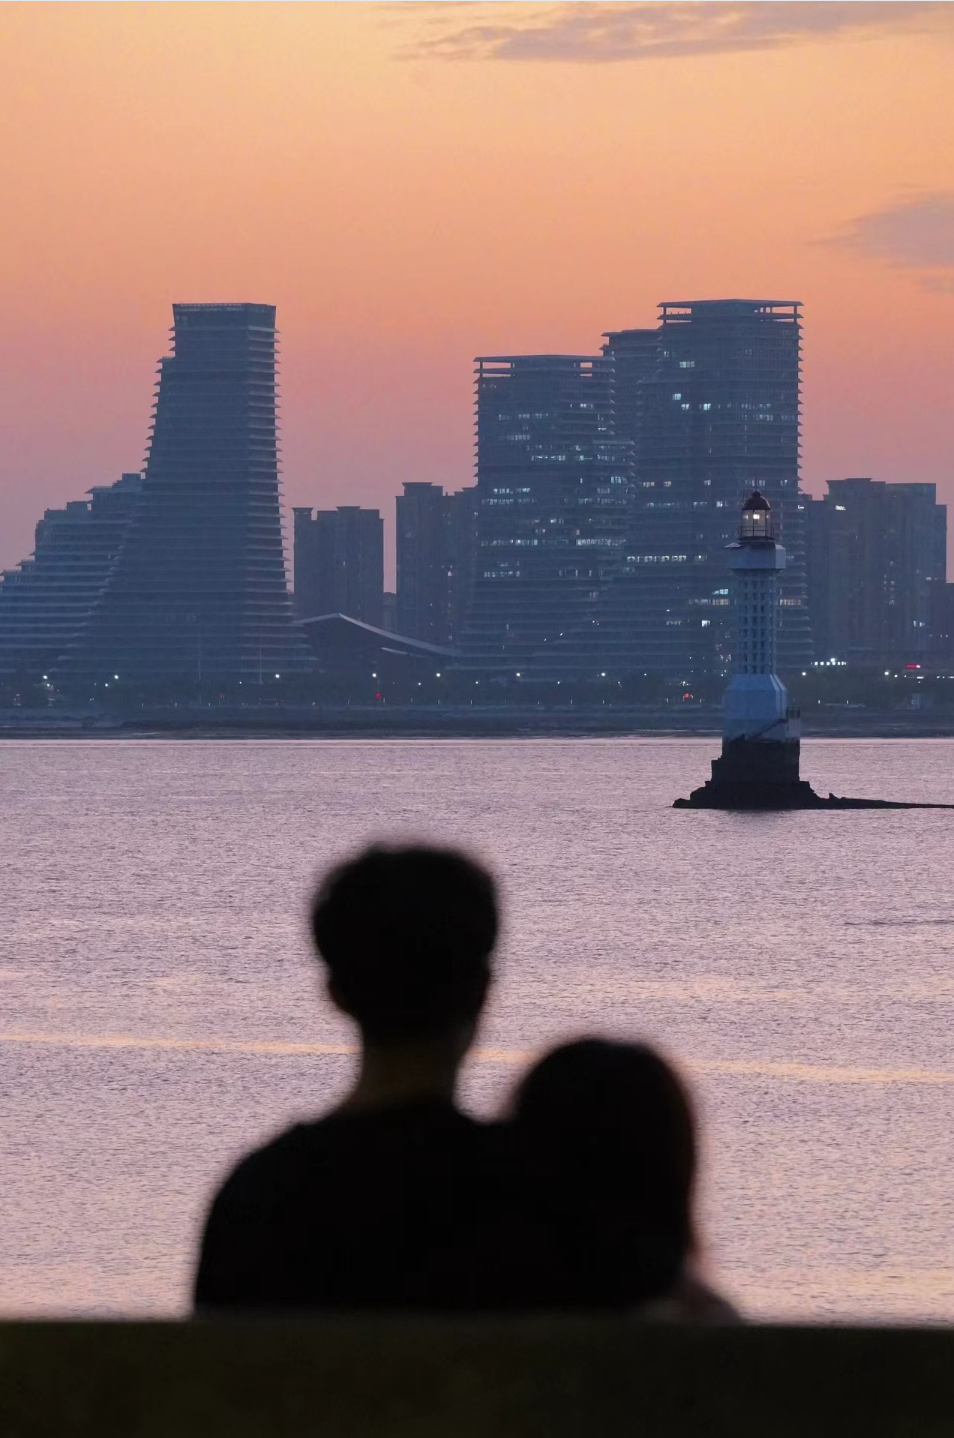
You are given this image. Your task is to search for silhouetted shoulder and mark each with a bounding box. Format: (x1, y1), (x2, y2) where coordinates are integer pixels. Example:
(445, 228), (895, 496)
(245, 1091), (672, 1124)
(195, 1101), (501, 1311)
(642, 1273), (744, 1324)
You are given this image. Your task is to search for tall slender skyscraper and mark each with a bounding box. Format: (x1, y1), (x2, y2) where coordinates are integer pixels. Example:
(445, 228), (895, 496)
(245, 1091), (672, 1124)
(63, 304), (308, 684)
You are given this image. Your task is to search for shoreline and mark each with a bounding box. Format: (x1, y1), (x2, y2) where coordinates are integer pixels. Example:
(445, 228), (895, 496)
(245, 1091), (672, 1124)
(3, 710), (954, 741)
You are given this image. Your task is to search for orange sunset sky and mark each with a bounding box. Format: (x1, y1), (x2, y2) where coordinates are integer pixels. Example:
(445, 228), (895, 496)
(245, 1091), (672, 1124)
(2, 1), (953, 578)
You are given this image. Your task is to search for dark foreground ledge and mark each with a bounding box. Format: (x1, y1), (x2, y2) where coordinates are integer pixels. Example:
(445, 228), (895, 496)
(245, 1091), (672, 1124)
(0, 1318), (951, 1437)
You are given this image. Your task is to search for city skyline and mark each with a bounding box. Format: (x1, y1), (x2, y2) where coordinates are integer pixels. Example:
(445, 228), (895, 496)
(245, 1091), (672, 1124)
(1, 3), (953, 579)
(2, 293), (951, 685)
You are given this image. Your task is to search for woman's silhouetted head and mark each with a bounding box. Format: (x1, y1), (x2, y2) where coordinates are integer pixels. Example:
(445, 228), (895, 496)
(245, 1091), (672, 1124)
(512, 1038), (698, 1260)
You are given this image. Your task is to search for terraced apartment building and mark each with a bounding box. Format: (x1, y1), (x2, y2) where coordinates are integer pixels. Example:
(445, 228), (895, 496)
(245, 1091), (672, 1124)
(0, 474), (142, 677)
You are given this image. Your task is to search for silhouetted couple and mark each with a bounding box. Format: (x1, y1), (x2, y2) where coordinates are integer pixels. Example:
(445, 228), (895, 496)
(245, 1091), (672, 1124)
(196, 845), (735, 1319)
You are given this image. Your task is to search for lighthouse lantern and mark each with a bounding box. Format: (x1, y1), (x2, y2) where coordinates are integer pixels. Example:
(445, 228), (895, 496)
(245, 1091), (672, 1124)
(739, 488), (774, 543)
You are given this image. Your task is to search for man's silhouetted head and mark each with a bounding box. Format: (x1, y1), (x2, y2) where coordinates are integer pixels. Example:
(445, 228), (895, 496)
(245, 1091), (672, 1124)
(311, 844), (498, 1046)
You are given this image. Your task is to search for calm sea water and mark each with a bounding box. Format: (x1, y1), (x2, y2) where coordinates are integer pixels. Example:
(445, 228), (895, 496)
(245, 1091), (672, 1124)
(2, 737), (954, 1322)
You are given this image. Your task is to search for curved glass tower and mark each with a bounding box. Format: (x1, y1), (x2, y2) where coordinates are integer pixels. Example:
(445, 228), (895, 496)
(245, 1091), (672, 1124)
(63, 303), (309, 685)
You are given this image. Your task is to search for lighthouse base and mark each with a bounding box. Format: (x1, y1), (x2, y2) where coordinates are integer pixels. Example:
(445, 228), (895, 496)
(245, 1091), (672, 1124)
(674, 735), (954, 810)
(674, 736), (818, 810)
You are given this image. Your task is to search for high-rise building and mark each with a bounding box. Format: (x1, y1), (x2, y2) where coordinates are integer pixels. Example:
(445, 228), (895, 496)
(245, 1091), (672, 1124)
(495, 302), (809, 680)
(396, 483), (447, 642)
(600, 327), (657, 447)
(293, 505), (384, 627)
(809, 478), (946, 667)
(0, 474), (142, 676)
(459, 355), (633, 673)
(63, 304), (308, 685)
(396, 482), (478, 644)
(600, 300), (810, 674)
(929, 583), (954, 671)
(445, 486), (479, 645)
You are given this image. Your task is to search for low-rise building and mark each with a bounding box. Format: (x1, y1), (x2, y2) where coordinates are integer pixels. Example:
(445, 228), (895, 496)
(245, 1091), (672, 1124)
(809, 478), (946, 668)
(396, 482), (477, 645)
(293, 505), (384, 627)
(0, 474), (142, 676)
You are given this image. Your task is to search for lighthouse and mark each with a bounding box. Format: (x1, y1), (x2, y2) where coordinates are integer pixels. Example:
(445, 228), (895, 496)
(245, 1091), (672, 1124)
(675, 489), (815, 808)
(675, 489), (954, 809)
(723, 490), (792, 745)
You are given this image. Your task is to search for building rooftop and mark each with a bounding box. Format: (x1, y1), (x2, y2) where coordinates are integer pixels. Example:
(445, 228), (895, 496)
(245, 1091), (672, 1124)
(172, 303), (276, 327)
(475, 354), (604, 365)
(659, 299), (802, 314)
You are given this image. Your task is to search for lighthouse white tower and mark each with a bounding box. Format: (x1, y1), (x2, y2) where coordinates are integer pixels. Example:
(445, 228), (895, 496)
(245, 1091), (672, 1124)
(722, 490), (792, 743)
(675, 489), (812, 806)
